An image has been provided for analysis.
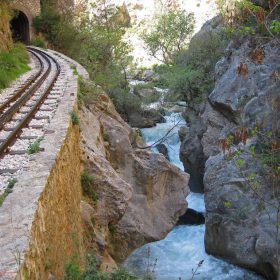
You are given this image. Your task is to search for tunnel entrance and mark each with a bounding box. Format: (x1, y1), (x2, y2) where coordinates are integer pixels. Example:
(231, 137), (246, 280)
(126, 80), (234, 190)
(10, 11), (30, 44)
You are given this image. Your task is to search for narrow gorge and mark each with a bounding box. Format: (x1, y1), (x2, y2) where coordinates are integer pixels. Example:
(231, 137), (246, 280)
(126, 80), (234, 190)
(0, 0), (279, 279)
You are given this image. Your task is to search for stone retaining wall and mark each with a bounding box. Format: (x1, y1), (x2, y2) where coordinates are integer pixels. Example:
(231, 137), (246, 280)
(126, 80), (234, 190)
(0, 50), (88, 280)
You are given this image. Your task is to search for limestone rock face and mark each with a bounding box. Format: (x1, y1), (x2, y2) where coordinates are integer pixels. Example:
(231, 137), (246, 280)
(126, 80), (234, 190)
(201, 37), (280, 279)
(204, 153), (279, 279)
(79, 92), (189, 268)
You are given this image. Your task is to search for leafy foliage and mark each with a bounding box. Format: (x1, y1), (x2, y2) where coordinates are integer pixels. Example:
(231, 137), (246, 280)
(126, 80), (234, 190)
(27, 137), (43, 154)
(81, 170), (98, 202)
(0, 178), (17, 207)
(0, 43), (30, 91)
(109, 87), (142, 117)
(153, 29), (229, 103)
(64, 254), (137, 280)
(71, 111), (80, 126)
(216, 0), (280, 40)
(33, 0), (132, 93)
(142, 10), (195, 64)
(30, 35), (47, 48)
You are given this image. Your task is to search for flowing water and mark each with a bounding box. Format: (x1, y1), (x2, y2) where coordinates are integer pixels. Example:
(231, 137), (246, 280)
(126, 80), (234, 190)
(124, 112), (263, 280)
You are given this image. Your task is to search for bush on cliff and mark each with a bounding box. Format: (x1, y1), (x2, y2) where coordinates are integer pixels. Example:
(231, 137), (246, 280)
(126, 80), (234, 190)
(81, 170), (98, 202)
(216, 0), (280, 39)
(64, 254), (137, 280)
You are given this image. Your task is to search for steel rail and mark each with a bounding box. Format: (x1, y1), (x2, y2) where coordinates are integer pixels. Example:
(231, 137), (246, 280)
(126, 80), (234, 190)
(0, 50), (51, 131)
(0, 48), (61, 156)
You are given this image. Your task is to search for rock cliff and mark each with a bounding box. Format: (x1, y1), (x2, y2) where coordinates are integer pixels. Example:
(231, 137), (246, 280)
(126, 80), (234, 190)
(180, 34), (280, 279)
(79, 88), (190, 269)
(203, 36), (280, 279)
(0, 1), (13, 52)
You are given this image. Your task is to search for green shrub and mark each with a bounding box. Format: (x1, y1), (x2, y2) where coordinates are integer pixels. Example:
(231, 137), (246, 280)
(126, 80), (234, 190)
(0, 43), (30, 91)
(0, 178), (17, 207)
(108, 88), (142, 116)
(133, 82), (155, 92)
(64, 261), (82, 280)
(111, 267), (137, 280)
(81, 170), (98, 202)
(27, 137), (43, 155)
(78, 78), (103, 106)
(141, 92), (162, 104)
(64, 254), (137, 280)
(31, 36), (47, 48)
(152, 30), (229, 103)
(71, 111), (79, 125)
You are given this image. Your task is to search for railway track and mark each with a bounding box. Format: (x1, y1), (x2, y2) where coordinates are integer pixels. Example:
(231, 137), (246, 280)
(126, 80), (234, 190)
(0, 47), (71, 194)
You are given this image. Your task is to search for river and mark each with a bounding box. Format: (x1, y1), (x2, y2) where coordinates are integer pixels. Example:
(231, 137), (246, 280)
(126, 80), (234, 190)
(124, 112), (263, 280)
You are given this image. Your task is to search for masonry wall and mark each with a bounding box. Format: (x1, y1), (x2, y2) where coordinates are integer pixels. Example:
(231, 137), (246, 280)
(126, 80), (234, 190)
(17, 122), (84, 280)
(9, 0), (40, 20)
(9, 0), (41, 40)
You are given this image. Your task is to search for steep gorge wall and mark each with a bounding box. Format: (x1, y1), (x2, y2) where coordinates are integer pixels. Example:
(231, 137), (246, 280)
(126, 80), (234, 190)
(79, 89), (190, 269)
(179, 17), (280, 279)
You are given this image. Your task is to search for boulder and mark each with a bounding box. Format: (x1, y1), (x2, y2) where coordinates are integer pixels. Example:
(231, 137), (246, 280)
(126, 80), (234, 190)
(79, 91), (190, 266)
(127, 109), (165, 128)
(134, 87), (157, 99)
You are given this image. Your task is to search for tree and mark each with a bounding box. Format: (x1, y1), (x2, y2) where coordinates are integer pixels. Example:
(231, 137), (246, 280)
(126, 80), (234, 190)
(33, 0), (132, 91)
(78, 0), (132, 90)
(142, 11), (195, 64)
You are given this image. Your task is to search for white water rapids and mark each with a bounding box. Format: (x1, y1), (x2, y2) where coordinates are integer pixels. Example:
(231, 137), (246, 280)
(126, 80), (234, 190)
(124, 112), (263, 280)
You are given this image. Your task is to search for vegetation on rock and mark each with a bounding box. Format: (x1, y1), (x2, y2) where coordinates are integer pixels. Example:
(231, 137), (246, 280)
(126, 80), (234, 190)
(81, 170), (98, 202)
(0, 178), (17, 207)
(64, 254), (137, 280)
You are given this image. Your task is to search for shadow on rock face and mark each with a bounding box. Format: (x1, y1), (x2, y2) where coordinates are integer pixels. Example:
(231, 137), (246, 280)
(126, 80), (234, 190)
(156, 143), (170, 161)
(177, 208), (205, 225)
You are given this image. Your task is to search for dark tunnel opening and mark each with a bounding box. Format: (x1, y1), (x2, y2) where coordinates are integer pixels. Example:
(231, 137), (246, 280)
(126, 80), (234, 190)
(10, 10), (30, 44)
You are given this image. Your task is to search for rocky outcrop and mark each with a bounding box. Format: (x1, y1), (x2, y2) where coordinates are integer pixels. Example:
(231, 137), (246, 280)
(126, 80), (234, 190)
(0, 1), (12, 52)
(79, 91), (190, 268)
(179, 117), (206, 193)
(204, 151), (279, 280)
(127, 108), (165, 128)
(201, 37), (280, 279)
